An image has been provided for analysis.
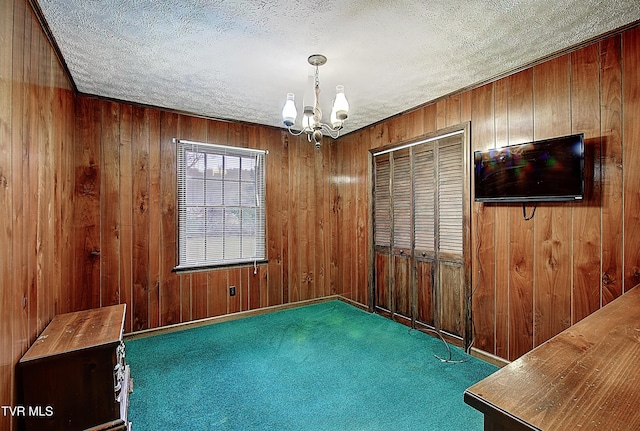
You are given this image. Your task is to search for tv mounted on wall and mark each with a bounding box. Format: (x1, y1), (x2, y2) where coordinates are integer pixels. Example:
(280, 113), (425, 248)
(473, 133), (584, 203)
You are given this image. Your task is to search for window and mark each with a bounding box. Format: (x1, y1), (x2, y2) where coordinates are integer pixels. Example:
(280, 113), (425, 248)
(175, 139), (267, 270)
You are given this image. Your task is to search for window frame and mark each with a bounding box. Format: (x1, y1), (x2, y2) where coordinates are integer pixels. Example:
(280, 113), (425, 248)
(174, 138), (267, 272)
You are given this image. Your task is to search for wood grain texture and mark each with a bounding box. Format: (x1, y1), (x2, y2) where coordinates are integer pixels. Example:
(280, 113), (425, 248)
(159, 112), (180, 325)
(1, 2), (75, 430)
(73, 96), (102, 311)
(599, 35), (623, 305)
(416, 260), (434, 325)
(622, 27), (640, 291)
(439, 261), (464, 336)
(493, 78), (509, 359)
(65, 96), (341, 337)
(507, 69), (535, 360)
(394, 256), (411, 318)
(465, 285), (640, 431)
(470, 83), (496, 353)
(355, 133), (369, 305)
(571, 44), (602, 323)
(20, 305), (125, 362)
(100, 101), (121, 308)
(1, 1), (15, 429)
(131, 106), (151, 331)
(4, 14), (640, 424)
(25, 15), (40, 341)
(147, 109), (161, 327)
(532, 55), (572, 346)
(119, 104), (133, 331)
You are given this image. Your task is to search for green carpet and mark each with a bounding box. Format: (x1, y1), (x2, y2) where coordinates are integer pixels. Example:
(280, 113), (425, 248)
(125, 300), (497, 430)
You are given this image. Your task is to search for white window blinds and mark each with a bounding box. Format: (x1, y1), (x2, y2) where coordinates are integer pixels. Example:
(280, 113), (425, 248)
(175, 139), (266, 270)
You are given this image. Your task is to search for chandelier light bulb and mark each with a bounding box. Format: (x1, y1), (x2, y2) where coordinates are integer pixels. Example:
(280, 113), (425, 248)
(282, 93), (297, 127)
(333, 85), (349, 120)
(330, 105), (342, 129)
(302, 109), (314, 132)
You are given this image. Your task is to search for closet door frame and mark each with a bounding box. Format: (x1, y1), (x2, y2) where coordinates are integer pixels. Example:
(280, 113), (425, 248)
(369, 122), (472, 350)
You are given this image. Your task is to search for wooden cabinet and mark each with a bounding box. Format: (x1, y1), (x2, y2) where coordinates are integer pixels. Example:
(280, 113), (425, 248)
(18, 305), (131, 431)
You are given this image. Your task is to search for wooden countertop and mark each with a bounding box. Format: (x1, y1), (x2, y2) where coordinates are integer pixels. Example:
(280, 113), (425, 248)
(465, 285), (640, 430)
(19, 304), (126, 363)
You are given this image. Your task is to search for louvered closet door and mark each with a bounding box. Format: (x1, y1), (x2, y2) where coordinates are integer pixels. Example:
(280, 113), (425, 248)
(436, 137), (465, 337)
(373, 154), (392, 312)
(413, 146), (436, 326)
(392, 149), (413, 319)
(373, 129), (467, 339)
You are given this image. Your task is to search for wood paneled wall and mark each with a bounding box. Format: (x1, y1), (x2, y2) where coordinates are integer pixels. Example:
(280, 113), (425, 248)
(0, 0), (75, 429)
(2, 2), (640, 423)
(334, 27), (640, 361)
(69, 98), (338, 333)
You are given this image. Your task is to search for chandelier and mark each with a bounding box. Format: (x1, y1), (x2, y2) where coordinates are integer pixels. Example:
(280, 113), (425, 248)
(282, 54), (349, 148)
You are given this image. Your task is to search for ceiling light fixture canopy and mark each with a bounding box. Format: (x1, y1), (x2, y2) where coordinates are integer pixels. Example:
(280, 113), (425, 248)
(282, 54), (349, 149)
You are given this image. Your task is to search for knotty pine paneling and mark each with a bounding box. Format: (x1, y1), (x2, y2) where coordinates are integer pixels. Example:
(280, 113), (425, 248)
(337, 25), (640, 362)
(0, 1), (75, 430)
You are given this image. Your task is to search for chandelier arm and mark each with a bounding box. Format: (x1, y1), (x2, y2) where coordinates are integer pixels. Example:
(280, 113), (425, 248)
(286, 126), (307, 137)
(320, 123), (342, 139)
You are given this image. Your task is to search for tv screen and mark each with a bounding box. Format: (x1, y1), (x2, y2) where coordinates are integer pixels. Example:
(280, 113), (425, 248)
(474, 134), (584, 203)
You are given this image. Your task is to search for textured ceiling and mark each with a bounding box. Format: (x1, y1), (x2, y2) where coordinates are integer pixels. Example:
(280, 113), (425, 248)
(38, 0), (640, 136)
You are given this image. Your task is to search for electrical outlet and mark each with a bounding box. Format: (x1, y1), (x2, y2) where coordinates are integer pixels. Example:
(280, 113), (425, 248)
(229, 286), (236, 297)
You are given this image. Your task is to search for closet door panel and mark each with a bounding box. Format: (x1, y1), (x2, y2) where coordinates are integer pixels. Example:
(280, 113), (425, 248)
(438, 140), (464, 257)
(375, 250), (391, 312)
(392, 149), (412, 253)
(413, 144), (437, 327)
(392, 149), (413, 320)
(373, 154), (392, 312)
(439, 260), (465, 336)
(394, 254), (412, 319)
(414, 146), (436, 253)
(416, 258), (435, 326)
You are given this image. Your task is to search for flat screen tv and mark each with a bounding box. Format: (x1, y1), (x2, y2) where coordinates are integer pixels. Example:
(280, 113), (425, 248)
(474, 133), (584, 203)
